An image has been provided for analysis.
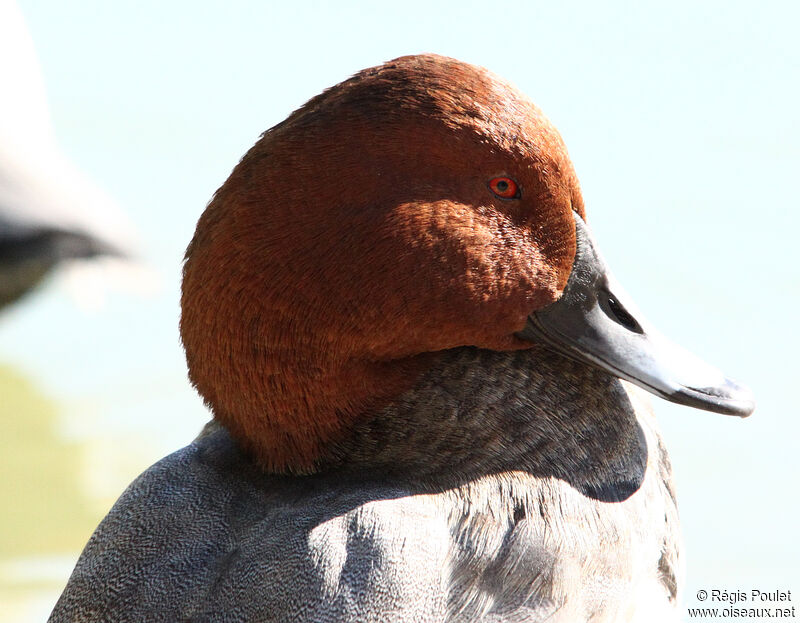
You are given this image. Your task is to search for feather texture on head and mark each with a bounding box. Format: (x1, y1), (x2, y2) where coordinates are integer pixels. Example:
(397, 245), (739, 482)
(180, 54), (584, 473)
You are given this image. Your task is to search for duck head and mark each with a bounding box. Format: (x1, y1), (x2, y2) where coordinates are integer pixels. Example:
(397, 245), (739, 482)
(180, 54), (753, 474)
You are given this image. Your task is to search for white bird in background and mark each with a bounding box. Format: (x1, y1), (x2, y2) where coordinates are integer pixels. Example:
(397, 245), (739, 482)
(0, 0), (148, 310)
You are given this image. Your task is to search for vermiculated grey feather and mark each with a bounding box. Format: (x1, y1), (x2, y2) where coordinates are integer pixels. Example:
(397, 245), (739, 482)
(50, 348), (681, 622)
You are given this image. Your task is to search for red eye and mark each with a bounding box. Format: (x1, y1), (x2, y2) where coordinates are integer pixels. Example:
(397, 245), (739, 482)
(488, 176), (520, 199)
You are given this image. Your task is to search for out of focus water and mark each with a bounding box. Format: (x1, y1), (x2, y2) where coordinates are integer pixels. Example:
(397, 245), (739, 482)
(2, 1), (798, 621)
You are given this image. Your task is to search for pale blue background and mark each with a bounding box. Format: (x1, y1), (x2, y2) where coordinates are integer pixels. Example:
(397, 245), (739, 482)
(2, 1), (798, 620)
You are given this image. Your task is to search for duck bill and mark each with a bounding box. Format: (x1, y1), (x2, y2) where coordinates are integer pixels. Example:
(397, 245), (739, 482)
(517, 212), (755, 417)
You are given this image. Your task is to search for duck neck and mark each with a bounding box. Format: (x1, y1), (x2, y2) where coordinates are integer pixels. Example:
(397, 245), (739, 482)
(321, 346), (650, 495)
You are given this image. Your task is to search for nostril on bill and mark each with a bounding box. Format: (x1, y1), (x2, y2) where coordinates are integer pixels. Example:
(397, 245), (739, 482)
(603, 292), (644, 334)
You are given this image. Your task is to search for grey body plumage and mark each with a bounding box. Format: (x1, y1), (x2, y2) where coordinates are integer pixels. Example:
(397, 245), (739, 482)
(50, 348), (681, 622)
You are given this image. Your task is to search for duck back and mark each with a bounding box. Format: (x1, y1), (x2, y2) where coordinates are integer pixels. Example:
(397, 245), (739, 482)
(49, 347), (680, 622)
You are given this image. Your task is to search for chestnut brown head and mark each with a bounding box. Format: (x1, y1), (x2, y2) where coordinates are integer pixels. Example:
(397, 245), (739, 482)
(181, 54), (588, 473)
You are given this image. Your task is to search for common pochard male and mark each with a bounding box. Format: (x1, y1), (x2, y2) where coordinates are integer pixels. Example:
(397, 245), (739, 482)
(50, 54), (753, 622)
